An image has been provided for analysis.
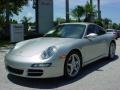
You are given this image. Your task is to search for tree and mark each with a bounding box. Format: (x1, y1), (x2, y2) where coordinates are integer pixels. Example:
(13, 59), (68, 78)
(89, 0), (93, 17)
(56, 17), (66, 24)
(0, 0), (29, 31)
(71, 5), (85, 22)
(118, 23), (120, 30)
(54, 17), (66, 26)
(10, 19), (18, 24)
(103, 18), (112, 29)
(94, 19), (103, 27)
(90, 0), (93, 6)
(112, 23), (119, 29)
(21, 16), (32, 33)
(21, 16), (32, 24)
(0, 0), (29, 39)
(0, 0), (29, 16)
(0, 15), (6, 30)
(84, 1), (96, 22)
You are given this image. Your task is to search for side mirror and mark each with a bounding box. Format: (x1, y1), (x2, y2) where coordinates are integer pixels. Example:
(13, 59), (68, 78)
(85, 33), (98, 38)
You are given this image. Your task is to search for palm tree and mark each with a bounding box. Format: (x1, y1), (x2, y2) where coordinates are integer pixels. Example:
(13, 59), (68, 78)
(5, 0), (10, 38)
(112, 23), (119, 29)
(33, 0), (39, 32)
(84, 1), (96, 22)
(21, 16), (32, 24)
(66, 0), (70, 22)
(1, 0), (29, 39)
(97, 0), (101, 19)
(21, 16), (32, 33)
(103, 18), (112, 28)
(90, 0), (93, 6)
(5, 0), (29, 22)
(94, 19), (104, 27)
(0, 15), (6, 30)
(71, 5), (85, 22)
(90, 0), (94, 21)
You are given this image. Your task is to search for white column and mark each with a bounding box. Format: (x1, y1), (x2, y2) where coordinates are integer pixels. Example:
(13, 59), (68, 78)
(38, 0), (53, 34)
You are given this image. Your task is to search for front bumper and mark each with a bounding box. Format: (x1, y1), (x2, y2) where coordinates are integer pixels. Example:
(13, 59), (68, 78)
(5, 54), (65, 78)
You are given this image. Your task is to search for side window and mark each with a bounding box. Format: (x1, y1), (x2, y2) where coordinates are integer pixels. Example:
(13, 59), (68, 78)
(95, 26), (106, 35)
(86, 25), (96, 35)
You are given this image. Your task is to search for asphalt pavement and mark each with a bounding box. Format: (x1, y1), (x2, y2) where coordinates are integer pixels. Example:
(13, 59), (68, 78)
(0, 39), (120, 90)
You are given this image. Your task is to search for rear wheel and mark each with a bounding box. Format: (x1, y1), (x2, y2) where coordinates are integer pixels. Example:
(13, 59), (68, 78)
(64, 52), (81, 78)
(108, 42), (116, 59)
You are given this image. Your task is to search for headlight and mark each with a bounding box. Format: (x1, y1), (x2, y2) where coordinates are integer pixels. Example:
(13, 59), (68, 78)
(41, 46), (57, 59)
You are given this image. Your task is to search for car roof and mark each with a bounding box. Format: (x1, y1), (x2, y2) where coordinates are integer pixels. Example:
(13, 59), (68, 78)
(107, 29), (114, 30)
(60, 22), (95, 26)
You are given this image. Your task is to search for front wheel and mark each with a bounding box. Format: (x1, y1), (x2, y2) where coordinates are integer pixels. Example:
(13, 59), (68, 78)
(108, 42), (116, 59)
(64, 52), (81, 78)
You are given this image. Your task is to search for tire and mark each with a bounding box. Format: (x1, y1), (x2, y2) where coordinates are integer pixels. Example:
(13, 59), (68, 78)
(64, 51), (81, 78)
(108, 42), (116, 59)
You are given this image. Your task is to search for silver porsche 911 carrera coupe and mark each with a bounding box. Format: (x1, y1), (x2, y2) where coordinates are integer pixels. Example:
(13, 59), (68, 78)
(5, 23), (116, 78)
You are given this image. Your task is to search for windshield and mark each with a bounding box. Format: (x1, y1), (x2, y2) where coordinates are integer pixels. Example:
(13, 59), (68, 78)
(107, 29), (114, 32)
(44, 24), (86, 38)
(107, 30), (113, 32)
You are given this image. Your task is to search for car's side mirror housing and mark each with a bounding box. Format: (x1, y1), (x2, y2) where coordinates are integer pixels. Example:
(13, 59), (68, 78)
(85, 33), (98, 38)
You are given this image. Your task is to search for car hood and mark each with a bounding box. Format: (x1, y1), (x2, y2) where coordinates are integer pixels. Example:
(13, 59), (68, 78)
(9, 37), (76, 57)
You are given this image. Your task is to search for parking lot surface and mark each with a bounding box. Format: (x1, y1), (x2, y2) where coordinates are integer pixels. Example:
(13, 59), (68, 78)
(0, 39), (120, 90)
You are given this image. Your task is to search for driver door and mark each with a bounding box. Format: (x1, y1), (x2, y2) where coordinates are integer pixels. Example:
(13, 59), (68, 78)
(82, 24), (104, 64)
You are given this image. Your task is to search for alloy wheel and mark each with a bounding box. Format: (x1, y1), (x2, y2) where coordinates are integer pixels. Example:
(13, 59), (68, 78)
(109, 43), (116, 59)
(66, 54), (81, 77)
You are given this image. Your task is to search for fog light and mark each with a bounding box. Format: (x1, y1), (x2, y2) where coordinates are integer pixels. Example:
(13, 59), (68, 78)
(31, 63), (52, 67)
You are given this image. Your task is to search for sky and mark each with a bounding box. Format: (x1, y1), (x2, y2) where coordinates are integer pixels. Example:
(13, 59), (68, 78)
(14, 0), (120, 23)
